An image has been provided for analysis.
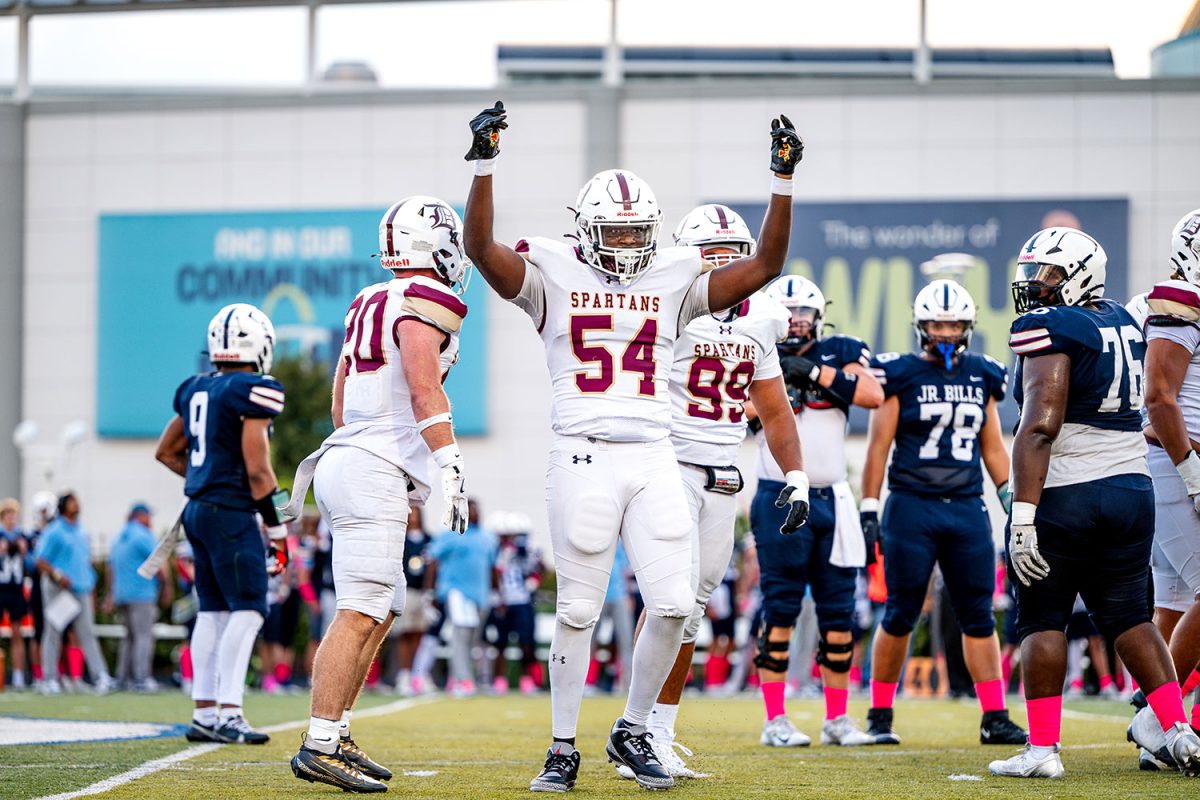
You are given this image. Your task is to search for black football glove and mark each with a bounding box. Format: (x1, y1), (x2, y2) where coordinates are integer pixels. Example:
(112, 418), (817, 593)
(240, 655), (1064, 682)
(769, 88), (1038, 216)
(775, 471), (810, 534)
(769, 114), (804, 175)
(860, 510), (880, 565)
(780, 355), (821, 386)
(464, 100), (508, 161)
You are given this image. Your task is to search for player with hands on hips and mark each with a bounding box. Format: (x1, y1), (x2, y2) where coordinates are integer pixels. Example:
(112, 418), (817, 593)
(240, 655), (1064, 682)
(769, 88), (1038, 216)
(281, 196), (472, 793)
(155, 303), (286, 747)
(464, 102), (799, 792)
(990, 226), (1200, 780)
(861, 276), (1023, 749)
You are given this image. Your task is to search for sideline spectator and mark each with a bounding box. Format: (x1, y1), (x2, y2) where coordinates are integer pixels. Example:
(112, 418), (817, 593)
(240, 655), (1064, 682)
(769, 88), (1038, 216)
(390, 507), (433, 696)
(35, 493), (115, 694)
(25, 491), (58, 689)
(108, 503), (169, 691)
(486, 512), (544, 695)
(0, 498), (29, 689)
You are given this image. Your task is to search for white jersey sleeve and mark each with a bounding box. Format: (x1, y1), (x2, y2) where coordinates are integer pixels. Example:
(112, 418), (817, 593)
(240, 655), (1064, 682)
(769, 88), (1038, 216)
(1146, 280), (1200, 439)
(669, 292), (788, 466)
(678, 268), (714, 328)
(510, 249), (546, 329)
(330, 275), (465, 502)
(520, 238), (705, 442)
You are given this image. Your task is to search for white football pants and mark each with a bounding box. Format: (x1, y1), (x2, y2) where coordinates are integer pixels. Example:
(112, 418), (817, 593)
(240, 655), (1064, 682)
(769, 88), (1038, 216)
(678, 464), (738, 643)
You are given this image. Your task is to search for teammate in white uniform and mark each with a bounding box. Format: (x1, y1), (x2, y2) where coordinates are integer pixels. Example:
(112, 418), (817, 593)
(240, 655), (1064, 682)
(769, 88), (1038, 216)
(287, 196), (472, 794)
(1142, 208), (1200, 747)
(749, 276), (884, 749)
(614, 205), (808, 781)
(462, 101), (808, 792)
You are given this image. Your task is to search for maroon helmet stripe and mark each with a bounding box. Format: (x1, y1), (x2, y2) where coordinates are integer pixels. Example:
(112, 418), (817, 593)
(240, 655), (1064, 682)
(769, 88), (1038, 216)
(715, 206), (729, 228)
(615, 172), (633, 211)
(384, 202), (403, 256)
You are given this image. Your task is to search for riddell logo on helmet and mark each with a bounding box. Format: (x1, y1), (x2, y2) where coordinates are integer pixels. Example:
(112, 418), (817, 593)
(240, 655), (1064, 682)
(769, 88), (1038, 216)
(616, 211), (638, 217)
(382, 256), (412, 268)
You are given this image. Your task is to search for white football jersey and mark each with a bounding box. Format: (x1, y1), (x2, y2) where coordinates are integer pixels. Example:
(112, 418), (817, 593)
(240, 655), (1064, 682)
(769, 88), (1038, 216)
(669, 292), (789, 466)
(512, 237), (712, 442)
(1146, 279), (1200, 439)
(322, 274), (466, 502)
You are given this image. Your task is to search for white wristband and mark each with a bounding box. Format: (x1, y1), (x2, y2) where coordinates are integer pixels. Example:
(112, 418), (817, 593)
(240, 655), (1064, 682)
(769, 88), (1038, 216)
(432, 443), (463, 469)
(784, 470), (809, 494)
(860, 497), (880, 514)
(473, 157), (498, 177)
(1011, 501), (1037, 526)
(770, 174), (794, 196)
(266, 524), (288, 541)
(1176, 450), (1200, 496)
(417, 412), (453, 433)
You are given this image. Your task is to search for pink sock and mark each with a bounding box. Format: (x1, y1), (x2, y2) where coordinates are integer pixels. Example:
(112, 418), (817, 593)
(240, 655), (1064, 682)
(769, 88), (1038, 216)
(66, 646), (84, 680)
(1182, 669), (1200, 696)
(180, 645), (193, 682)
(870, 679), (898, 709)
(1001, 653), (1013, 682)
(849, 665), (863, 686)
(824, 686), (848, 720)
(1147, 681), (1188, 732)
(975, 679), (1006, 713)
(1099, 675), (1114, 691)
(1026, 695), (1062, 747)
(762, 681), (787, 720)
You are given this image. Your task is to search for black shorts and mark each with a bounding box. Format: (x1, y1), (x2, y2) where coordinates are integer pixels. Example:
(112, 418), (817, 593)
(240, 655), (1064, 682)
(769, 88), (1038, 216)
(262, 591), (301, 647)
(1009, 474), (1154, 642)
(0, 587), (27, 622)
(487, 603), (536, 648)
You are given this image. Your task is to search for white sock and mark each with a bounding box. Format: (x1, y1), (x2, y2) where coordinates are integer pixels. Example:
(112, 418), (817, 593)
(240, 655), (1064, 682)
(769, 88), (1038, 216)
(623, 615), (686, 727)
(548, 621), (597, 739)
(216, 610), (263, 709)
(219, 705), (242, 725)
(650, 702), (679, 737)
(1028, 743), (1058, 758)
(190, 611), (229, 705)
(339, 709), (352, 738)
(307, 716), (339, 755)
(193, 706), (218, 727)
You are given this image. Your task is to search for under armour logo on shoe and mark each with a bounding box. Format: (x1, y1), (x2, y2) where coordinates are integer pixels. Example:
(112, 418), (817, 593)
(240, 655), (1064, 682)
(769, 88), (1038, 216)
(572, 455), (592, 464)
(719, 325), (733, 334)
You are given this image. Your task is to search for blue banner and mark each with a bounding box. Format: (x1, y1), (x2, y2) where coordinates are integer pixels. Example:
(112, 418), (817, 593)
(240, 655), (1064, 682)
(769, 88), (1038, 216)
(729, 198), (1129, 430)
(98, 209), (488, 437)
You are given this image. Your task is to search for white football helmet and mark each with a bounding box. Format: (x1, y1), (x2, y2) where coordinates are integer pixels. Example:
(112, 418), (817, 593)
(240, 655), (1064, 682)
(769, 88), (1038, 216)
(378, 196), (472, 294)
(574, 169), (663, 284)
(31, 490), (56, 523)
(1012, 227), (1106, 313)
(913, 279), (976, 360)
(1169, 208), (1200, 285)
(672, 204), (756, 267)
(1125, 292), (1149, 328)
(207, 303), (275, 373)
(766, 275), (826, 341)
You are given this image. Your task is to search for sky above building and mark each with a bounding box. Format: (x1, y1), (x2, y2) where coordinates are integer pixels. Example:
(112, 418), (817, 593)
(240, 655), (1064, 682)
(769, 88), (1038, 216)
(0, 0), (1193, 88)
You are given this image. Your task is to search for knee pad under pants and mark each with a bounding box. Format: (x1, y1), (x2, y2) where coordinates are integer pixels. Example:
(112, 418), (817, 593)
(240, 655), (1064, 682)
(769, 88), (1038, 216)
(880, 491), (995, 638)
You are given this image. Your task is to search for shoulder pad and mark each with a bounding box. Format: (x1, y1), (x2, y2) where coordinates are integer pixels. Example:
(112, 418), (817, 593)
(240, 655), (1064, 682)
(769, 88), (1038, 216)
(1147, 280), (1200, 323)
(400, 279), (468, 335)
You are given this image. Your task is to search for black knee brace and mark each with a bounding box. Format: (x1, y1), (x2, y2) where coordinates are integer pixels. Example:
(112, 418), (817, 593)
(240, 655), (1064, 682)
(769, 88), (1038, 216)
(754, 625), (791, 673)
(815, 632), (853, 674)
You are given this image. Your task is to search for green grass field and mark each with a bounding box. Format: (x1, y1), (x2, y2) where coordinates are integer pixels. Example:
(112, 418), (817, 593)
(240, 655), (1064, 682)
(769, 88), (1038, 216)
(0, 690), (1187, 799)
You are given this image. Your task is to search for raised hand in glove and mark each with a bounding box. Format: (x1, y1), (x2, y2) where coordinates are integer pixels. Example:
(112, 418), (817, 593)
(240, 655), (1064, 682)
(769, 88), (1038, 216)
(464, 100), (508, 162)
(769, 114), (804, 175)
(859, 499), (881, 566)
(775, 470), (810, 534)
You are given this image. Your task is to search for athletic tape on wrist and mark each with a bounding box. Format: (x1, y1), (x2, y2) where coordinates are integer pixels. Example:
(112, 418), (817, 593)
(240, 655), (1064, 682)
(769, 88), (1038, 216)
(859, 497), (880, 514)
(770, 174), (794, 196)
(1011, 501), (1037, 526)
(417, 412), (453, 433)
(1176, 451), (1200, 497)
(432, 443), (463, 469)
(784, 470), (809, 495)
(474, 157), (498, 176)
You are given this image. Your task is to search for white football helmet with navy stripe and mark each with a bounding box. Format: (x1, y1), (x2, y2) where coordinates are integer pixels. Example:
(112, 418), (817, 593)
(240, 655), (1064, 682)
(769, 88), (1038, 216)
(573, 169), (663, 284)
(207, 303), (275, 373)
(672, 204), (756, 267)
(913, 279), (976, 357)
(766, 275), (826, 339)
(1013, 227), (1106, 313)
(378, 196), (471, 294)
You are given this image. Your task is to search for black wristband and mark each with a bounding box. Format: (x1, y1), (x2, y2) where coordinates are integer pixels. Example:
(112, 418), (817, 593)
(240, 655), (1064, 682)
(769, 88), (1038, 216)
(254, 488), (286, 528)
(824, 368), (859, 406)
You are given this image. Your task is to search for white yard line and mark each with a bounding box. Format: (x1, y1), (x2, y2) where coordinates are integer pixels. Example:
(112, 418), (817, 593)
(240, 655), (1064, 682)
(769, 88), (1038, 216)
(1061, 707), (1134, 724)
(32, 696), (436, 800)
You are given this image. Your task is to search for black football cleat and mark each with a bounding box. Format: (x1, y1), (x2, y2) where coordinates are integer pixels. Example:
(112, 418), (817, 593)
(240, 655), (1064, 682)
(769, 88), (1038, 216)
(605, 718), (672, 791)
(981, 709), (1028, 745)
(340, 736), (393, 781)
(214, 715), (269, 745)
(291, 735), (388, 793)
(866, 707), (901, 745)
(530, 742), (581, 793)
(185, 721), (222, 742)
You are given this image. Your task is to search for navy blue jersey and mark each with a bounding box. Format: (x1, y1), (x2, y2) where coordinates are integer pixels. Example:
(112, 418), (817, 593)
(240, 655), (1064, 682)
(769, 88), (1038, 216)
(790, 334), (871, 416)
(173, 371), (285, 511)
(1010, 299), (1145, 431)
(871, 351), (1007, 497)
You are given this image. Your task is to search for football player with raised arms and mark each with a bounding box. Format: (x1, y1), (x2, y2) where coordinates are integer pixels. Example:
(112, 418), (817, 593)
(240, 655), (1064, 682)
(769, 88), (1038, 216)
(861, 277), (1026, 747)
(614, 205), (809, 781)
(154, 304), (287, 746)
(1130, 209), (1200, 770)
(462, 101), (806, 792)
(281, 197), (472, 793)
(748, 275), (883, 749)
(990, 227), (1200, 779)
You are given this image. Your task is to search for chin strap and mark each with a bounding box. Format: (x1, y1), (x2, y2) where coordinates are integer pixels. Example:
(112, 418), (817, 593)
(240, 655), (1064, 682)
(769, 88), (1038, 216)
(936, 341), (955, 370)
